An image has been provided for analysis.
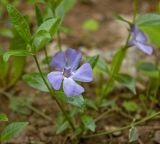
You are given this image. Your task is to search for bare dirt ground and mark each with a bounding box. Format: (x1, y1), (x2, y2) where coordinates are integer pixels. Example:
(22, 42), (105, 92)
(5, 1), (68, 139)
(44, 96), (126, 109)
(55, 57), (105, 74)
(0, 0), (159, 144)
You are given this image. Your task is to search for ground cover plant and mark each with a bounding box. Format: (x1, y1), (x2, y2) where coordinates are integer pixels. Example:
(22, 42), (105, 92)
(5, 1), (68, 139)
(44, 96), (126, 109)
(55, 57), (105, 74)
(0, 0), (160, 143)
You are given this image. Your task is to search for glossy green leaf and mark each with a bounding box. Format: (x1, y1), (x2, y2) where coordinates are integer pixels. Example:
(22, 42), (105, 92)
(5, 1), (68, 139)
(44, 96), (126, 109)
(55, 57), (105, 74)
(0, 114), (8, 122)
(55, 91), (84, 107)
(56, 0), (76, 18)
(7, 5), (31, 43)
(111, 48), (126, 74)
(0, 122), (28, 141)
(115, 73), (136, 94)
(67, 95), (84, 107)
(32, 30), (51, 51)
(3, 50), (32, 62)
(23, 73), (49, 92)
(140, 26), (160, 47)
(36, 17), (61, 35)
(129, 127), (139, 142)
(82, 115), (96, 132)
(137, 13), (160, 26)
(35, 5), (43, 26)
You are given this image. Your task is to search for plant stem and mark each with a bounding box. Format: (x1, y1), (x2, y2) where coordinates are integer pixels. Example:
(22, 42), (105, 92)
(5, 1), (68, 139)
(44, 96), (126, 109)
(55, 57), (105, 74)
(98, 0), (138, 106)
(33, 55), (76, 132)
(82, 111), (160, 138)
(27, 104), (53, 122)
(133, 0), (139, 23)
(94, 108), (116, 122)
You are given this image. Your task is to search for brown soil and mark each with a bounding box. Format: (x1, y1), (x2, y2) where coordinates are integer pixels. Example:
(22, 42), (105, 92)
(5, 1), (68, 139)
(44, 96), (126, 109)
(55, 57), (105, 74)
(0, 0), (159, 144)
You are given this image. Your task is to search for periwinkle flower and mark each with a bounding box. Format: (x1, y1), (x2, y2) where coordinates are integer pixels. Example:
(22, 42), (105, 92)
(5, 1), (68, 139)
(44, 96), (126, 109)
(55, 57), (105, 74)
(128, 24), (153, 55)
(47, 48), (92, 97)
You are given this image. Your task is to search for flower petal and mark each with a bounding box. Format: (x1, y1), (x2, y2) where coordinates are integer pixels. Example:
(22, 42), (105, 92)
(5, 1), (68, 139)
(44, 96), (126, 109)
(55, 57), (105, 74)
(131, 25), (147, 43)
(65, 48), (82, 70)
(71, 63), (92, 82)
(133, 41), (153, 55)
(50, 51), (65, 70)
(47, 71), (63, 90)
(132, 25), (138, 36)
(135, 31), (147, 43)
(63, 78), (84, 96)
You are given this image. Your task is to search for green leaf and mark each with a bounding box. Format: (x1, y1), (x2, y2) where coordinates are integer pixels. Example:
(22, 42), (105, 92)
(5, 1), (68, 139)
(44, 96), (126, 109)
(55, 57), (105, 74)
(137, 62), (159, 78)
(0, 28), (14, 38)
(35, 5), (43, 26)
(36, 17), (61, 36)
(111, 48), (126, 74)
(129, 127), (139, 142)
(55, 114), (69, 134)
(32, 30), (51, 51)
(0, 56), (9, 80)
(94, 58), (110, 74)
(67, 95), (84, 107)
(56, 0), (76, 18)
(82, 115), (96, 132)
(140, 26), (160, 47)
(122, 101), (139, 112)
(100, 99), (116, 108)
(85, 98), (97, 110)
(137, 13), (160, 26)
(115, 73), (136, 94)
(55, 91), (84, 107)
(86, 55), (99, 69)
(7, 5), (31, 43)
(23, 73), (49, 92)
(137, 13), (160, 47)
(3, 50), (32, 62)
(56, 121), (69, 134)
(114, 15), (130, 24)
(83, 19), (99, 31)
(137, 62), (157, 71)
(9, 96), (32, 115)
(0, 114), (8, 122)
(0, 122), (28, 142)
(7, 57), (25, 88)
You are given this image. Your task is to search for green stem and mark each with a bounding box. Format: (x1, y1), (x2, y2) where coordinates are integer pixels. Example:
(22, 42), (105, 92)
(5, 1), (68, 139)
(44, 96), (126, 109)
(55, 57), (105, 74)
(82, 111), (160, 138)
(27, 104), (53, 122)
(98, 0), (138, 106)
(94, 108), (116, 122)
(133, 0), (138, 23)
(33, 55), (76, 132)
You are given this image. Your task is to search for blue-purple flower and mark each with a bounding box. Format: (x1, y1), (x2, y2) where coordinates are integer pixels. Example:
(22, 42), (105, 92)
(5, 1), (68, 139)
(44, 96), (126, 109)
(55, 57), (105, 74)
(47, 48), (92, 97)
(128, 25), (153, 55)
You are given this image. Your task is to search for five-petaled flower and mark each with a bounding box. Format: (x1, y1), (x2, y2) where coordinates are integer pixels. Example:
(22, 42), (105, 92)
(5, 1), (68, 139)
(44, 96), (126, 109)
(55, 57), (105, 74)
(128, 24), (153, 55)
(47, 48), (92, 97)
